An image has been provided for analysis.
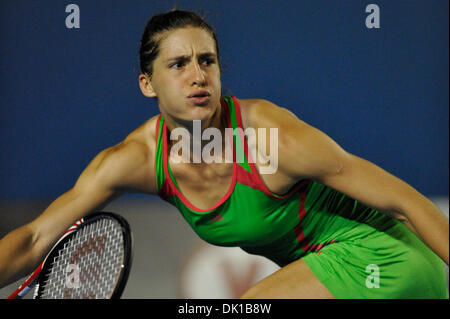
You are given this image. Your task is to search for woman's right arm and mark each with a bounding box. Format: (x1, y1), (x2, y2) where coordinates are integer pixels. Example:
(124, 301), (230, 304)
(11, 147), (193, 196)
(0, 139), (155, 288)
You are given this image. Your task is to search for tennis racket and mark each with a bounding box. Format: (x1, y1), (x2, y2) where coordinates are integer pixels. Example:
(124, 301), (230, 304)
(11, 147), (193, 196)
(7, 211), (133, 299)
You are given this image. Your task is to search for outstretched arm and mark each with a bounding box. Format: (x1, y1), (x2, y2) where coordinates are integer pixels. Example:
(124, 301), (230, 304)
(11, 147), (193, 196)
(251, 99), (449, 265)
(0, 139), (155, 287)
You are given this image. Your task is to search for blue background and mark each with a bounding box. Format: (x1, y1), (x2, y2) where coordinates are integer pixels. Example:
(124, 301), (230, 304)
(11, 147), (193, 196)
(0, 0), (448, 200)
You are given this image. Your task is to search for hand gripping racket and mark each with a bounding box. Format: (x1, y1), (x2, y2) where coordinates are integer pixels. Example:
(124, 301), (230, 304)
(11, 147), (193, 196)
(7, 212), (133, 299)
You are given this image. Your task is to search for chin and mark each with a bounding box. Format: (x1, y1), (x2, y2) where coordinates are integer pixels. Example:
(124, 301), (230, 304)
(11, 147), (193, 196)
(188, 104), (216, 121)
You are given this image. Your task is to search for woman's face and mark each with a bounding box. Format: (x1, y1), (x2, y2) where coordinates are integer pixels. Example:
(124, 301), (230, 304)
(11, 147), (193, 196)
(144, 27), (222, 125)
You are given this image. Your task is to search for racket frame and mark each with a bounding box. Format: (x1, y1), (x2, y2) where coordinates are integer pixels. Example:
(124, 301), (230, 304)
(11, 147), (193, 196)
(8, 211), (132, 299)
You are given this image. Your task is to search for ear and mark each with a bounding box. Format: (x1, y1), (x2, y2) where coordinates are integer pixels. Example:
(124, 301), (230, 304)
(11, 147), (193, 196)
(138, 74), (157, 98)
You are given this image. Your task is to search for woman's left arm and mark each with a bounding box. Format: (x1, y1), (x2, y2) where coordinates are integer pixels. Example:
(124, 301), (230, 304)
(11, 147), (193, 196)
(321, 153), (449, 266)
(251, 99), (449, 265)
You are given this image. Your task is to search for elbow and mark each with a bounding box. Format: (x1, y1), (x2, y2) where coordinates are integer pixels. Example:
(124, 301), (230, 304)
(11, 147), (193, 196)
(0, 224), (41, 288)
(382, 209), (408, 222)
(22, 223), (46, 269)
(332, 151), (352, 177)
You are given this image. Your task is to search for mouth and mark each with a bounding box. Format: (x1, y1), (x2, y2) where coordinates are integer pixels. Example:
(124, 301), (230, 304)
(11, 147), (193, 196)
(188, 91), (211, 106)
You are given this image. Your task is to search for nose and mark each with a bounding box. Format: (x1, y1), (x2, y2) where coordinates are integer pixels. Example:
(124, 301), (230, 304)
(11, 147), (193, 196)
(190, 60), (206, 86)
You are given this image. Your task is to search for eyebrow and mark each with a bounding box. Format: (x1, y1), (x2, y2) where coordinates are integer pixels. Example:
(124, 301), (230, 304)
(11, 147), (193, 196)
(164, 52), (216, 63)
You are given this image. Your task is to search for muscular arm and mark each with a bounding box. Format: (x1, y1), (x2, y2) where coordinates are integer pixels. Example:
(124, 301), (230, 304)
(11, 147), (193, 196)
(0, 139), (155, 287)
(247, 99), (449, 265)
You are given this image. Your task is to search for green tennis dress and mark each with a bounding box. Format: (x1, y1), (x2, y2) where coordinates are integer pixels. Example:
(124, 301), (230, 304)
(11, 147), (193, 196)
(154, 96), (448, 299)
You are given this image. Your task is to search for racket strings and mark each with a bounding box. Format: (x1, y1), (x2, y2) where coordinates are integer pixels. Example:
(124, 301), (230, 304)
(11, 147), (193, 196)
(39, 218), (125, 299)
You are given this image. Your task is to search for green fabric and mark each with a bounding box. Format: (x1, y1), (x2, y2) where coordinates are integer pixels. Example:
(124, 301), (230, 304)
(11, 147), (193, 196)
(303, 221), (449, 298)
(154, 96), (448, 298)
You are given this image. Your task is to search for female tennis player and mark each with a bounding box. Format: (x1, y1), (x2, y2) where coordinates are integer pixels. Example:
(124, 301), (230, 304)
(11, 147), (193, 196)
(0, 10), (448, 298)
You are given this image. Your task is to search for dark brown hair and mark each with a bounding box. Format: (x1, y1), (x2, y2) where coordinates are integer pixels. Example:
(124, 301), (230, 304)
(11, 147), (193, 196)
(139, 10), (220, 76)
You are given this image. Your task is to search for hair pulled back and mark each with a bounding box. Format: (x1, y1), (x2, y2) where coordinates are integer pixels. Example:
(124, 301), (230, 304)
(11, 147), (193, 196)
(139, 10), (220, 76)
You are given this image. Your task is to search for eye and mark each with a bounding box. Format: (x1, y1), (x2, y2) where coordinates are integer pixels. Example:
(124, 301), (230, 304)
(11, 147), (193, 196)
(170, 61), (185, 69)
(201, 58), (215, 66)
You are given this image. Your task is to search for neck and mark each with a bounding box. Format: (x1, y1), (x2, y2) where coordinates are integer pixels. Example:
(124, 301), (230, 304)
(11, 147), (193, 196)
(164, 102), (230, 164)
(165, 103), (225, 135)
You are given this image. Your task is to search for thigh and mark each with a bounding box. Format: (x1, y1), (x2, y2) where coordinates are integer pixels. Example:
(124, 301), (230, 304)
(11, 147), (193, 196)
(240, 258), (335, 299)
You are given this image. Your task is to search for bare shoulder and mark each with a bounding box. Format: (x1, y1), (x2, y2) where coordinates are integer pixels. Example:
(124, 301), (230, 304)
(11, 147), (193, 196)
(236, 98), (347, 180)
(110, 114), (160, 165)
(83, 114), (161, 194)
(237, 98), (310, 153)
(123, 114), (160, 149)
(237, 98), (305, 131)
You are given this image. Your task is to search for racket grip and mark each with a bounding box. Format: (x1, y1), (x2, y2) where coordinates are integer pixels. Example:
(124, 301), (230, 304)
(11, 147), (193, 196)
(6, 218), (83, 299)
(7, 262), (43, 299)
(6, 218), (84, 299)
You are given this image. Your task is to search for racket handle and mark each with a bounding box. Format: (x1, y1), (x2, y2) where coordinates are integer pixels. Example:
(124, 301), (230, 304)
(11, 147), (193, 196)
(7, 263), (43, 299)
(15, 284), (32, 299)
(6, 218), (83, 299)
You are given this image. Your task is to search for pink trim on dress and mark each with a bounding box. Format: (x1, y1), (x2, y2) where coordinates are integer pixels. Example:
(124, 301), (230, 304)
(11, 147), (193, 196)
(161, 98), (237, 213)
(231, 96), (309, 198)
